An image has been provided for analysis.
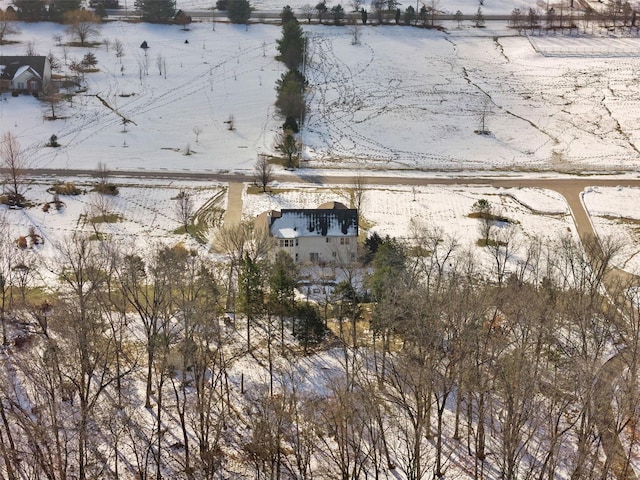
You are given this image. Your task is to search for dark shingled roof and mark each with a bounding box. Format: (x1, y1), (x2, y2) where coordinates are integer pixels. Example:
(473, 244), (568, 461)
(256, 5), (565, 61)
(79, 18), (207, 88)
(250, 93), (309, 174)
(0, 56), (47, 81)
(272, 208), (358, 237)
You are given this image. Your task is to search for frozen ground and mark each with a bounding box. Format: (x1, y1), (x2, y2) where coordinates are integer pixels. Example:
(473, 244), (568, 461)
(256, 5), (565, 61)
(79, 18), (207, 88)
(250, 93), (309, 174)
(3, 177), (224, 284)
(2, 21), (640, 174)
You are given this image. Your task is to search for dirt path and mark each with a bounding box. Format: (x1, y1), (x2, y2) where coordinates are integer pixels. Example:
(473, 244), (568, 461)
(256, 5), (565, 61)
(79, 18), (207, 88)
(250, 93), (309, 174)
(223, 182), (244, 227)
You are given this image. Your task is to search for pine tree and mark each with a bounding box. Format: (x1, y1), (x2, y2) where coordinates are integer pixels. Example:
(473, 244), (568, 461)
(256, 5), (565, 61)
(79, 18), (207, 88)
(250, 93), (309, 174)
(294, 303), (325, 353)
(280, 4), (296, 24)
(474, 6), (485, 27)
(136, 0), (176, 23)
(276, 20), (305, 70)
(227, 0), (251, 24)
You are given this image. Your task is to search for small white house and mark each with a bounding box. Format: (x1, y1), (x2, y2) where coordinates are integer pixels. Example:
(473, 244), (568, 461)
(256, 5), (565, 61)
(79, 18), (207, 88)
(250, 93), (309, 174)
(261, 202), (358, 265)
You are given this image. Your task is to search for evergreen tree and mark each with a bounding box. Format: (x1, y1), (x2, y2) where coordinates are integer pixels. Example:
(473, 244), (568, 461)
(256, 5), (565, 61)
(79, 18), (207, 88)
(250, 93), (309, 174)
(404, 5), (415, 24)
(331, 4), (345, 24)
(136, 0), (176, 23)
(276, 70), (306, 120)
(14, 0), (47, 21)
(227, 0), (251, 23)
(238, 253), (265, 349)
(294, 303), (326, 353)
(363, 231), (384, 264)
(48, 0), (81, 21)
(277, 20), (305, 70)
(474, 6), (485, 27)
(280, 4), (297, 23)
(453, 9), (463, 27)
(418, 4), (428, 25)
(315, 0), (327, 23)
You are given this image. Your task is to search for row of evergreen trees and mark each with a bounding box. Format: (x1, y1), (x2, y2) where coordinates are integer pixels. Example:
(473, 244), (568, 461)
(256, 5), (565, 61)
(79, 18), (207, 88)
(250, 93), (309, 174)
(274, 7), (306, 168)
(12, 0), (86, 22)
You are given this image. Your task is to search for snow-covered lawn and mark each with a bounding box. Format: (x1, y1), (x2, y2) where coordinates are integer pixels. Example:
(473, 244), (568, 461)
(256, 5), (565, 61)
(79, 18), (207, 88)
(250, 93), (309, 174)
(1, 22), (284, 173)
(244, 182), (575, 277)
(3, 177), (224, 285)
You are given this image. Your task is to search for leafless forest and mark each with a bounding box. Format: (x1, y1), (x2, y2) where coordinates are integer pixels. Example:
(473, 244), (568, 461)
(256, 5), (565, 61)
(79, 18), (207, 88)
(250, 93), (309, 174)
(1, 217), (639, 480)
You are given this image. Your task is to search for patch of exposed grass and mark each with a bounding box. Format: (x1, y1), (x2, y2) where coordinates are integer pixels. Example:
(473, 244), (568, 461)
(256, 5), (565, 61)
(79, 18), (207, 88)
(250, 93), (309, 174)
(93, 183), (119, 195)
(476, 238), (507, 247)
(601, 214), (640, 225)
(89, 213), (123, 224)
(469, 211), (516, 224)
(66, 41), (101, 47)
(247, 185), (272, 194)
(51, 182), (82, 195)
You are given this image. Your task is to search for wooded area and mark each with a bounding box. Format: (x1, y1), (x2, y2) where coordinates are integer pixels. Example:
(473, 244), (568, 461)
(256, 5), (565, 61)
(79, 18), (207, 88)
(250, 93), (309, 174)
(0, 218), (639, 479)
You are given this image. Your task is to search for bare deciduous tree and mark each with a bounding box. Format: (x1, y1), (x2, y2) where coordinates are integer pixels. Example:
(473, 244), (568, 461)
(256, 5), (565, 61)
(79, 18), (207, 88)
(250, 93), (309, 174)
(254, 156), (274, 192)
(64, 10), (101, 47)
(174, 189), (194, 233)
(114, 38), (125, 62)
(0, 9), (19, 44)
(348, 13), (362, 44)
(1, 132), (26, 206)
(193, 126), (202, 143)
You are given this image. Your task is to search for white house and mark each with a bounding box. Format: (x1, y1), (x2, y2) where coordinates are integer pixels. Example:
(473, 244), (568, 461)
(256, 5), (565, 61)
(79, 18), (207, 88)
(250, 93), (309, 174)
(260, 202), (358, 265)
(0, 56), (52, 94)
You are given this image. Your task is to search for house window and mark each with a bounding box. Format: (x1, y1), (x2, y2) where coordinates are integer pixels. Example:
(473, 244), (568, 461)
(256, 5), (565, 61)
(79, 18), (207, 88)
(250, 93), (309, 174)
(280, 239), (294, 247)
(310, 252), (320, 262)
(326, 238), (330, 243)
(340, 237), (350, 245)
(332, 252), (337, 258)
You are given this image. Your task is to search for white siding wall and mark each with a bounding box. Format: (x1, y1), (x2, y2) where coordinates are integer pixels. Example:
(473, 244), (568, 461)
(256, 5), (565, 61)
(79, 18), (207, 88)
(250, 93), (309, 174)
(275, 236), (357, 264)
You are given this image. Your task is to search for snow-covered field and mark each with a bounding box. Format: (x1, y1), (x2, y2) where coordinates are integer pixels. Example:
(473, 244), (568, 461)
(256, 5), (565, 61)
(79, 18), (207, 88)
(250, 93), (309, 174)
(302, 26), (640, 170)
(3, 20), (640, 174)
(1, 14), (639, 272)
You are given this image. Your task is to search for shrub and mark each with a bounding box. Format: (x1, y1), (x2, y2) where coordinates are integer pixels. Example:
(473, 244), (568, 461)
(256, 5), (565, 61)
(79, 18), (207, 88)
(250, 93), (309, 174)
(16, 236), (28, 249)
(11, 91), (19, 97)
(94, 183), (119, 195)
(48, 134), (60, 147)
(53, 182), (81, 195)
(283, 116), (299, 133)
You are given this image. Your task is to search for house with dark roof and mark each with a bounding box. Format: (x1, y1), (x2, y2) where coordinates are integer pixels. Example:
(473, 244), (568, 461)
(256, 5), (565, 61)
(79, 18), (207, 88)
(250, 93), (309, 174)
(259, 202), (358, 265)
(0, 56), (52, 94)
